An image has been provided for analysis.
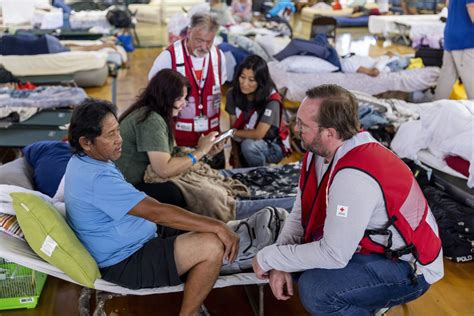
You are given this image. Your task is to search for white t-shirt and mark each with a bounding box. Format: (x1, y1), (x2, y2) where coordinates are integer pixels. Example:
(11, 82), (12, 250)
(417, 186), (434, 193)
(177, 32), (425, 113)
(148, 48), (227, 82)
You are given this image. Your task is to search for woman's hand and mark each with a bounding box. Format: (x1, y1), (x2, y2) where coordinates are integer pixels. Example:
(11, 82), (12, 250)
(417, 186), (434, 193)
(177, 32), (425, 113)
(197, 131), (218, 154)
(208, 140), (225, 157)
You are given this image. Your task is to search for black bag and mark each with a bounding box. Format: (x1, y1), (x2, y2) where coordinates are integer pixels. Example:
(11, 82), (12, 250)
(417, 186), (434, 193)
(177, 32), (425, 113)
(422, 184), (474, 263)
(106, 9), (133, 28)
(406, 159), (474, 263)
(0, 65), (18, 84)
(431, 169), (474, 208)
(415, 47), (444, 67)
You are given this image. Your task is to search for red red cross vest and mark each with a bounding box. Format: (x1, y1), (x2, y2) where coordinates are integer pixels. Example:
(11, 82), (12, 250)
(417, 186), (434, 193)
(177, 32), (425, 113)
(232, 91), (292, 156)
(300, 135), (442, 265)
(168, 40), (222, 146)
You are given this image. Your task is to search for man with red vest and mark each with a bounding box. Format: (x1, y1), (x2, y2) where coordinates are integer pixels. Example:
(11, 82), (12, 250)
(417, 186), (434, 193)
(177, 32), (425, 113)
(148, 12), (227, 148)
(252, 84), (444, 315)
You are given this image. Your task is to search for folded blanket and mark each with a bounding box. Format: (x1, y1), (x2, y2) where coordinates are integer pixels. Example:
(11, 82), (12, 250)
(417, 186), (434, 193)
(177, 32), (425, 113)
(144, 162), (250, 222)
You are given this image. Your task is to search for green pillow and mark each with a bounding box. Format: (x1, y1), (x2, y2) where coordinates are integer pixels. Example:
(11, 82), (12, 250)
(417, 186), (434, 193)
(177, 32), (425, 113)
(11, 192), (100, 288)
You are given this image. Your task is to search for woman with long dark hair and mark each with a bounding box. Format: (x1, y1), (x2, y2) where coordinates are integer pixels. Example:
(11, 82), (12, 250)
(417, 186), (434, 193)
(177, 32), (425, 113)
(116, 69), (220, 207)
(225, 55), (288, 167)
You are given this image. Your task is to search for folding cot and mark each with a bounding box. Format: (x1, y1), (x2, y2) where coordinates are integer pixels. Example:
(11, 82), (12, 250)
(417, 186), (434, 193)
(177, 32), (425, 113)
(0, 86), (87, 148)
(0, 155), (295, 315)
(295, 3), (378, 39)
(268, 61), (440, 102)
(368, 14), (445, 46)
(0, 231), (268, 316)
(0, 109), (72, 148)
(0, 51), (109, 88)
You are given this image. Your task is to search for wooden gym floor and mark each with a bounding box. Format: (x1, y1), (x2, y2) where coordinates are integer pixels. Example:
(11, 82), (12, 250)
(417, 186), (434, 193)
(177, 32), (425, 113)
(1, 24), (472, 316)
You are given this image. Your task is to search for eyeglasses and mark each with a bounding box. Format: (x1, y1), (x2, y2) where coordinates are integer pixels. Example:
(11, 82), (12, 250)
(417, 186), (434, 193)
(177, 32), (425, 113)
(296, 118), (325, 132)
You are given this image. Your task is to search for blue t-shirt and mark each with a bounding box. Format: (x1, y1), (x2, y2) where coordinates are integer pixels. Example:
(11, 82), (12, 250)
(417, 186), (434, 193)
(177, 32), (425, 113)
(444, 0), (474, 51)
(64, 154), (155, 268)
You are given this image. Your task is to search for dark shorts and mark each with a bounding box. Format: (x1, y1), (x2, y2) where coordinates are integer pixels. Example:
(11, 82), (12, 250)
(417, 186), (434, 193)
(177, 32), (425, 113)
(100, 234), (183, 290)
(135, 181), (186, 208)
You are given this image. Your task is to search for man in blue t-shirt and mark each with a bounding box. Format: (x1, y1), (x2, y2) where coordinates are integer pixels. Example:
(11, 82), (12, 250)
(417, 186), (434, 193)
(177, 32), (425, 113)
(65, 99), (239, 316)
(435, 0), (474, 100)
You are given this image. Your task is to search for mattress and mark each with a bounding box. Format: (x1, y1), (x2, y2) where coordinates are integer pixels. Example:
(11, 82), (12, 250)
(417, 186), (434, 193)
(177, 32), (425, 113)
(268, 61), (440, 102)
(73, 64), (108, 87)
(0, 51), (108, 77)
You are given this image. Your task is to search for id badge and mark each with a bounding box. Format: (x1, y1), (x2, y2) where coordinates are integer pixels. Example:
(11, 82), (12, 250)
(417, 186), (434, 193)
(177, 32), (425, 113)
(194, 116), (209, 132)
(212, 85), (221, 94)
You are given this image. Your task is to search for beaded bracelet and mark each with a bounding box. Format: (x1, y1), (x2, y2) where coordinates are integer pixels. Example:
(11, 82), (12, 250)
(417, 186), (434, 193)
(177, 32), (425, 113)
(187, 153), (198, 165)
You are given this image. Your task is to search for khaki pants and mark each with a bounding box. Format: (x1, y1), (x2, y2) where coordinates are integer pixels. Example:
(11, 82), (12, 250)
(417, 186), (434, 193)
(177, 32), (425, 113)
(434, 48), (474, 100)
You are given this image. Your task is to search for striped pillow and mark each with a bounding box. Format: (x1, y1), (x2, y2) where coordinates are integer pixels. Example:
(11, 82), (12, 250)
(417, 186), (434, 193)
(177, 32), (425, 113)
(0, 213), (24, 240)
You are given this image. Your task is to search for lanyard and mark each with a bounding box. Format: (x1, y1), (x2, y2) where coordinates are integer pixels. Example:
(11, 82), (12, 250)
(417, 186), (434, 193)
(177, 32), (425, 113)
(184, 41), (209, 116)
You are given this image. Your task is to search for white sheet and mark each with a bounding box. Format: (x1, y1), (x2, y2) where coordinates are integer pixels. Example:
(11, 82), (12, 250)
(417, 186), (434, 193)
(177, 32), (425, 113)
(0, 231), (267, 295)
(1, 0), (49, 26)
(390, 100), (474, 188)
(0, 185), (66, 217)
(402, 19), (445, 41)
(0, 51), (108, 76)
(60, 40), (128, 64)
(368, 14), (441, 36)
(69, 10), (111, 30)
(268, 61), (440, 101)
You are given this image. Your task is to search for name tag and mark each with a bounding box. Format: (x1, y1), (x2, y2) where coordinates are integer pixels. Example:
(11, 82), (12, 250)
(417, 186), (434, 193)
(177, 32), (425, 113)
(176, 122), (193, 131)
(210, 117), (219, 128)
(213, 98), (221, 110)
(212, 85), (221, 94)
(194, 116), (209, 132)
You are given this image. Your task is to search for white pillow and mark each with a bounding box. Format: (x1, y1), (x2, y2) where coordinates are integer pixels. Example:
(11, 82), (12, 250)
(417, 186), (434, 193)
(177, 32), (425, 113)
(255, 34), (291, 59)
(0, 184), (52, 216)
(279, 55), (339, 74)
(52, 176), (66, 216)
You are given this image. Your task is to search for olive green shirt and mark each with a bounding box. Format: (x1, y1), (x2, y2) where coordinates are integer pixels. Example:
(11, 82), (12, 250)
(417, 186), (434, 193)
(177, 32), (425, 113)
(116, 109), (174, 184)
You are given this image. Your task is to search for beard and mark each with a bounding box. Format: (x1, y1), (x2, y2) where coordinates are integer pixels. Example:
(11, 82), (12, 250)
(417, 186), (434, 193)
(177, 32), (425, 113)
(193, 48), (208, 57)
(302, 132), (330, 158)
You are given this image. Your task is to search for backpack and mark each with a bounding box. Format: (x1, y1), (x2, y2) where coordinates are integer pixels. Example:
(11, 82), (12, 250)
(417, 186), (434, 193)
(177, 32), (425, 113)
(106, 9), (133, 28)
(220, 206), (288, 275)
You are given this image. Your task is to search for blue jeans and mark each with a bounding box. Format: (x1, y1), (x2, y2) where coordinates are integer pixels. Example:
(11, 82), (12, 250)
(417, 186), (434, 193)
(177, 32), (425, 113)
(295, 254), (430, 316)
(240, 139), (283, 167)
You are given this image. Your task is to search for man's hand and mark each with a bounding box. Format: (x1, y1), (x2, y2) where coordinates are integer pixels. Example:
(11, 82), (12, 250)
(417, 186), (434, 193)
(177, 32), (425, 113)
(252, 256), (269, 279)
(216, 224), (239, 263)
(269, 270), (294, 300)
